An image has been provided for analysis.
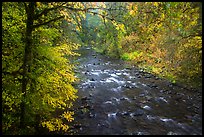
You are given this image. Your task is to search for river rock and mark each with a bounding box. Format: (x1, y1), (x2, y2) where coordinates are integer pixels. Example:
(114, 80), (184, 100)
(167, 131), (178, 135)
(133, 109), (144, 116)
(89, 93), (93, 97)
(144, 75), (151, 78)
(89, 112), (96, 118)
(142, 105), (151, 110)
(73, 123), (82, 128)
(146, 95), (152, 101)
(81, 96), (88, 100)
(149, 84), (158, 88)
(90, 78), (95, 81)
(121, 111), (130, 116)
(123, 84), (132, 89)
(155, 76), (160, 80)
(133, 96), (137, 100)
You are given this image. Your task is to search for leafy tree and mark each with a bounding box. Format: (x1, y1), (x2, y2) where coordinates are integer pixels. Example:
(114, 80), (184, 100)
(91, 2), (202, 88)
(2, 2), (85, 134)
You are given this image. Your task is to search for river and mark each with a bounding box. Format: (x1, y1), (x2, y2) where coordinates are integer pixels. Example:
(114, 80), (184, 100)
(68, 46), (202, 135)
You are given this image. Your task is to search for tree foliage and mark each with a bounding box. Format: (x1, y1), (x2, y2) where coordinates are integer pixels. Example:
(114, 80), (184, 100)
(2, 2), (85, 134)
(87, 2), (202, 88)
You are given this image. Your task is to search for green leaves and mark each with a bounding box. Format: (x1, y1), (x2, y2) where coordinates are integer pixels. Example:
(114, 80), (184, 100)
(92, 2), (202, 89)
(2, 2), (82, 134)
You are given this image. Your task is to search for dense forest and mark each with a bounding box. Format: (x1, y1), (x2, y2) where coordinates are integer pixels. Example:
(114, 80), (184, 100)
(2, 2), (202, 135)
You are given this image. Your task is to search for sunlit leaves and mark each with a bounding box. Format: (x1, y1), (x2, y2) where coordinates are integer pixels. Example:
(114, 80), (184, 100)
(123, 2), (202, 88)
(62, 111), (74, 122)
(42, 118), (69, 132)
(92, 2), (202, 88)
(2, 2), (83, 134)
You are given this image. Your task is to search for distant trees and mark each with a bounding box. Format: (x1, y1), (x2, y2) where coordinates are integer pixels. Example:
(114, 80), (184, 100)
(88, 2), (202, 88)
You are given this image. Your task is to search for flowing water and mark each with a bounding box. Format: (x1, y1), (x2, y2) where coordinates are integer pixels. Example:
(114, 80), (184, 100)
(69, 46), (202, 135)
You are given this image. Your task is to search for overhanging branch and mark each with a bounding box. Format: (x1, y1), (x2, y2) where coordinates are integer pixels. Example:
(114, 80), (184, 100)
(34, 2), (66, 20)
(33, 15), (65, 29)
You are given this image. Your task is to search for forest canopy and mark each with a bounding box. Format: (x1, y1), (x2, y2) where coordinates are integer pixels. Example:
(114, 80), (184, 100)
(83, 2), (202, 88)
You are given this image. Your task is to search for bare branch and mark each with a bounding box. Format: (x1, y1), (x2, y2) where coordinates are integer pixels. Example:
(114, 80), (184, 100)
(33, 15), (64, 29)
(34, 2), (66, 20)
(23, 2), (28, 14)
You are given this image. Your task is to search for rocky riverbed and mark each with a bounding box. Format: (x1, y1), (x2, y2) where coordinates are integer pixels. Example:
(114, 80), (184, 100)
(68, 46), (202, 135)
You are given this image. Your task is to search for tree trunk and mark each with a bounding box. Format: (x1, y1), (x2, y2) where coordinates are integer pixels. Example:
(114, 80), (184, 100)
(20, 2), (35, 128)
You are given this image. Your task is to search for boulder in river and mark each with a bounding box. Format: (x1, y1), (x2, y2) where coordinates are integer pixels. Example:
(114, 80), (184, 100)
(90, 78), (95, 81)
(132, 109), (144, 116)
(167, 131), (178, 135)
(89, 112), (96, 118)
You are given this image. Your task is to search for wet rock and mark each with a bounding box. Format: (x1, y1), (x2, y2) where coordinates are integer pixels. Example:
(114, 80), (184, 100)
(133, 96), (137, 100)
(107, 112), (117, 118)
(121, 111), (130, 116)
(139, 90), (148, 97)
(135, 72), (140, 75)
(81, 96), (89, 100)
(89, 112), (96, 118)
(155, 76), (160, 80)
(185, 115), (193, 120)
(159, 89), (165, 93)
(90, 78), (95, 81)
(97, 123), (101, 127)
(142, 105), (151, 110)
(84, 104), (91, 109)
(87, 83), (96, 88)
(129, 131), (150, 135)
(175, 93), (184, 101)
(73, 123), (82, 128)
(84, 72), (88, 75)
(84, 70), (89, 75)
(137, 75), (142, 78)
(160, 118), (173, 122)
(155, 97), (168, 103)
(89, 105), (94, 110)
(144, 75), (151, 78)
(123, 85), (132, 89)
(87, 85), (95, 89)
(103, 120), (111, 128)
(139, 93), (145, 97)
(166, 90), (172, 94)
(137, 131), (150, 135)
(103, 101), (113, 105)
(89, 93), (93, 97)
(120, 97), (129, 101)
(168, 83), (173, 88)
(167, 131), (178, 135)
(149, 84), (158, 88)
(146, 95), (152, 101)
(133, 109), (144, 116)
